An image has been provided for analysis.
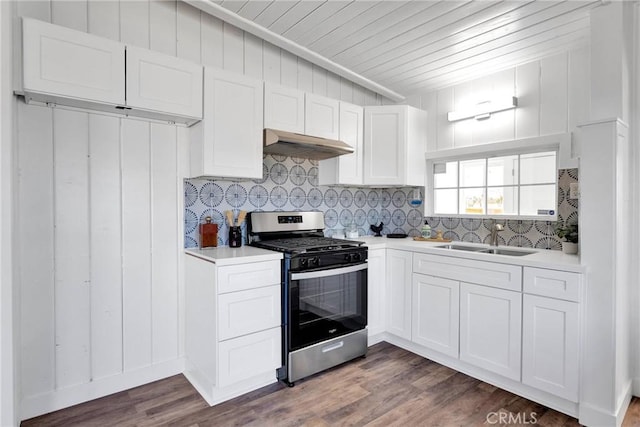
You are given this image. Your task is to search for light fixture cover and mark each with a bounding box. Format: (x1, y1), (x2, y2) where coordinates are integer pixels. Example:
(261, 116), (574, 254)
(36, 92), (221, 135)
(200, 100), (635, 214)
(447, 96), (518, 122)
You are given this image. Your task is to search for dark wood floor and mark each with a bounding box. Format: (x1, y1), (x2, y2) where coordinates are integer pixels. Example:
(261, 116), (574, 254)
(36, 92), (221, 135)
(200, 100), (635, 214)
(21, 342), (640, 426)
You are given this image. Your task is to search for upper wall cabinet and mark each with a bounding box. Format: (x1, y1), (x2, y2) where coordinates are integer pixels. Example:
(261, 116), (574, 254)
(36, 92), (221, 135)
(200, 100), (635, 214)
(17, 17), (203, 126)
(364, 105), (428, 186)
(125, 46), (203, 121)
(190, 68), (264, 179)
(318, 102), (364, 186)
(263, 84), (339, 140)
(304, 93), (339, 139)
(264, 83), (305, 134)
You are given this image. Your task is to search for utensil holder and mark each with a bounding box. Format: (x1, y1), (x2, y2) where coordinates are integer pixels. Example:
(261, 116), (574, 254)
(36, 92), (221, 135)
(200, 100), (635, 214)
(228, 226), (242, 248)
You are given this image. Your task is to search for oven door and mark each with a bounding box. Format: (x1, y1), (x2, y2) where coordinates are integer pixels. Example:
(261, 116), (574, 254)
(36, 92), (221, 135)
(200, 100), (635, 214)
(289, 263), (367, 351)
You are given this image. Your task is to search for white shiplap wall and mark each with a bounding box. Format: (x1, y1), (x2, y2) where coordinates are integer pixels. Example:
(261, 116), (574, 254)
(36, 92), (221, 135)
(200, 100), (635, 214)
(14, 0), (383, 419)
(403, 47), (591, 151)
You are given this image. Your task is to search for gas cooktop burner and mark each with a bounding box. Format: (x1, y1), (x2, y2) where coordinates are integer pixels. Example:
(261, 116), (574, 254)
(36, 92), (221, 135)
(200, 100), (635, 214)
(253, 236), (363, 254)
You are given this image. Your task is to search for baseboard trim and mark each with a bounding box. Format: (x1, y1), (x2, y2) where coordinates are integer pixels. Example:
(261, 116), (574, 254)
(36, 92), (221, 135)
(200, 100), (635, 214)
(579, 381), (632, 427)
(20, 358), (185, 421)
(633, 377), (640, 396)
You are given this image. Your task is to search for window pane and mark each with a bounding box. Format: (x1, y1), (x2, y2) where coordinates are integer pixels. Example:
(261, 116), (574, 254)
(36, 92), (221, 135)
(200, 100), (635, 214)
(434, 161), (458, 188)
(488, 155), (518, 186)
(520, 185), (556, 215)
(459, 188), (485, 215)
(520, 151), (556, 184)
(434, 189), (458, 214)
(459, 159), (486, 187)
(488, 186), (518, 215)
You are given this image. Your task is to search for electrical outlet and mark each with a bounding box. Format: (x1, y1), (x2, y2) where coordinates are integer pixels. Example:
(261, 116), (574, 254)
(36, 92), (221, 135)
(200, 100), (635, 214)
(569, 182), (580, 199)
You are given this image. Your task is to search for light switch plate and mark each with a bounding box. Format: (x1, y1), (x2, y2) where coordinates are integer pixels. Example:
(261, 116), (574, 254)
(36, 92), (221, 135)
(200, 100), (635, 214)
(569, 182), (580, 199)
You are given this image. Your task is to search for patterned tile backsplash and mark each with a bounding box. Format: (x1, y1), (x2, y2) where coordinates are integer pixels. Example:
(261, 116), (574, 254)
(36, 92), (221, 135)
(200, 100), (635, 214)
(184, 155), (578, 251)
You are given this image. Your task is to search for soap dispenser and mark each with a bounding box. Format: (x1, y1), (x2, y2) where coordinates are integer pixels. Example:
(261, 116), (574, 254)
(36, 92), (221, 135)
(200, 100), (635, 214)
(421, 220), (432, 239)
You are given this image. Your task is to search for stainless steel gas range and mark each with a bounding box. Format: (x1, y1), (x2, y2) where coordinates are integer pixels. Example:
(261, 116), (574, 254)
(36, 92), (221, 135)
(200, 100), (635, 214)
(248, 211), (368, 386)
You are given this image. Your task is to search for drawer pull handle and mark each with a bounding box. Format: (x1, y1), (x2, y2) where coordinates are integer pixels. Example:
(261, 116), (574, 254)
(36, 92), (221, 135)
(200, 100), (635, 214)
(322, 341), (344, 353)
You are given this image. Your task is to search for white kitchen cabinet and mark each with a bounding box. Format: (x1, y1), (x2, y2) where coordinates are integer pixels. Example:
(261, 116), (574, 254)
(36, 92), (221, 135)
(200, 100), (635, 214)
(190, 68), (264, 179)
(523, 267), (581, 302)
(459, 282), (522, 381)
(126, 46), (203, 120)
(363, 105), (428, 186)
(218, 328), (281, 388)
(217, 285), (281, 341)
(522, 294), (579, 402)
(385, 249), (413, 340)
(184, 254), (281, 405)
(20, 17), (125, 105)
(264, 83), (305, 133)
(413, 252), (522, 292)
(521, 266), (580, 402)
(412, 273), (459, 358)
(366, 248), (386, 341)
(18, 17), (203, 126)
(318, 102), (364, 186)
(304, 93), (339, 139)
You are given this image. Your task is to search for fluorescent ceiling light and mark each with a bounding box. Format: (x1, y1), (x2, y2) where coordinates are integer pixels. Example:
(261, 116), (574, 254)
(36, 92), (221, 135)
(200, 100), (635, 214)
(447, 96), (518, 122)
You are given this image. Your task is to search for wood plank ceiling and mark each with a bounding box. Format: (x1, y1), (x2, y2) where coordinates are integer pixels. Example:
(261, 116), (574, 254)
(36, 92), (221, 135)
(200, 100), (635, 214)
(211, 0), (601, 99)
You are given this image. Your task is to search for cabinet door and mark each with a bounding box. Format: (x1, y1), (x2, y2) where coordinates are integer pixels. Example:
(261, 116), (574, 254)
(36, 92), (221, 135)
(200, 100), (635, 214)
(366, 249), (386, 339)
(460, 283), (522, 380)
(318, 102), (364, 185)
(522, 295), (579, 401)
(523, 267), (581, 302)
(304, 93), (339, 139)
(218, 328), (281, 387)
(126, 46), (203, 119)
(218, 285), (281, 341)
(385, 249), (412, 340)
(191, 68), (264, 179)
(217, 260), (281, 294)
(21, 17), (125, 105)
(364, 106), (405, 185)
(412, 274), (459, 358)
(264, 83), (305, 133)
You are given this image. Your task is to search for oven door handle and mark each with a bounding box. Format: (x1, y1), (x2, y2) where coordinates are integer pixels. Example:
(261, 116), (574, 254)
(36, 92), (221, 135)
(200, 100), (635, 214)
(290, 263), (367, 281)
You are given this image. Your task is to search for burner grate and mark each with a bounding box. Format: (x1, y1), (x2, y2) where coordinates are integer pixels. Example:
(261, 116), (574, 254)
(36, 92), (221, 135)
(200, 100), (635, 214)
(253, 236), (362, 253)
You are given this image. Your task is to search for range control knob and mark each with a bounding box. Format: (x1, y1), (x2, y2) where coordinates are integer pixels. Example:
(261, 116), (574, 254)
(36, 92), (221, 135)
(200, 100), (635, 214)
(344, 254), (352, 262)
(351, 253), (362, 262)
(300, 258), (309, 268)
(311, 257), (320, 267)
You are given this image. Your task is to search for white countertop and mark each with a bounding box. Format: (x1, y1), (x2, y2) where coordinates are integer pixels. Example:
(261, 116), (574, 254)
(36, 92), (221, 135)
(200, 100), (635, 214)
(185, 237), (583, 273)
(185, 246), (283, 266)
(355, 236), (584, 273)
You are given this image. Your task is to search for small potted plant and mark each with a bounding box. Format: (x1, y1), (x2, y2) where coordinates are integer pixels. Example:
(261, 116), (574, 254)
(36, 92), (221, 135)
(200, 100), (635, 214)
(555, 221), (578, 254)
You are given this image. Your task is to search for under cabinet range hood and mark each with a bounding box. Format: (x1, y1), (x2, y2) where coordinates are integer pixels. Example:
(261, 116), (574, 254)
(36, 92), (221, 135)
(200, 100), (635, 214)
(263, 128), (354, 160)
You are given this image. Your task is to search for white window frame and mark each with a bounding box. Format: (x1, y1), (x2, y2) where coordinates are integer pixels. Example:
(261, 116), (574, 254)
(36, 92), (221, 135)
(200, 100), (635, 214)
(424, 134), (574, 221)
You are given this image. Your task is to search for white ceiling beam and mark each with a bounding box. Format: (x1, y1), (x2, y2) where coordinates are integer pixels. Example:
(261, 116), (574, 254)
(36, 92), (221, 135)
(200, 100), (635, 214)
(184, 0), (406, 102)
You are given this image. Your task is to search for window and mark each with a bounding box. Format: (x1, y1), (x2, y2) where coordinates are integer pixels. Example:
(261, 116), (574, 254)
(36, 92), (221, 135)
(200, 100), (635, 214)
(431, 151), (557, 219)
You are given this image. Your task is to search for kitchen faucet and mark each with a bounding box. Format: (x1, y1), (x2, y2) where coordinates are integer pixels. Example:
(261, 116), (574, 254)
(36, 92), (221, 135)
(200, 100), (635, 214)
(490, 220), (504, 246)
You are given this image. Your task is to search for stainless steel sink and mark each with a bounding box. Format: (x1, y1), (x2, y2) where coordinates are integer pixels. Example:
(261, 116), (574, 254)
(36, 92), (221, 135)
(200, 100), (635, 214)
(436, 244), (535, 257)
(478, 248), (535, 256)
(436, 244), (487, 252)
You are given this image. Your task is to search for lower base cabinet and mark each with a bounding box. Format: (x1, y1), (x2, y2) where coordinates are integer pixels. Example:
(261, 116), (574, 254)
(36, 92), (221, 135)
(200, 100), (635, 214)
(184, 254), (282, 405)
(522, 294), (579, 401)
(367, 248), (386, 339)
(459, 282), (522, 381)
(385, 249), (413, 340)
(411, 273), (459, 358)
(218, 328), (281, 387)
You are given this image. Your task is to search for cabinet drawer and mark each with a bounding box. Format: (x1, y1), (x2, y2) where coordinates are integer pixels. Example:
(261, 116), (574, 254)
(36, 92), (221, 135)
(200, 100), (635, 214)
(218, 327), (281, 387)
(413, 253), (522, 292)
(218, 260), (281, 293)
(523, 267), (581, 302)
(218, 285), (281, 341)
